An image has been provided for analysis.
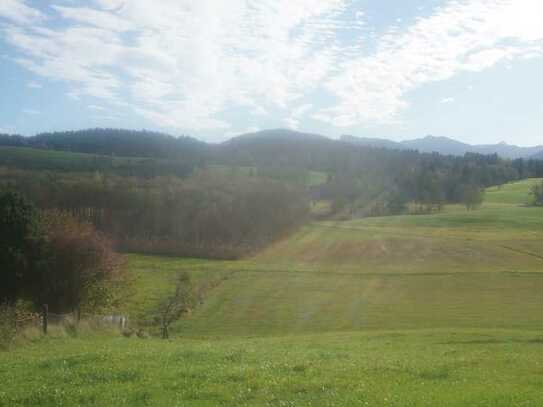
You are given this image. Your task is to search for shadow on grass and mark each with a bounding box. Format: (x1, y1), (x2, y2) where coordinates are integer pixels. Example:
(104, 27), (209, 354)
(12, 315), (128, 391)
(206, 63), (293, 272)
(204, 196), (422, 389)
(440, 337), (543, 345)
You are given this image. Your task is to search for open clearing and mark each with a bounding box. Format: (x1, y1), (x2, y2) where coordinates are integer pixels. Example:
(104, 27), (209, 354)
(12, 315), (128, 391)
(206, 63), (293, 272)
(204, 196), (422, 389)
(1, 179), (543, 406)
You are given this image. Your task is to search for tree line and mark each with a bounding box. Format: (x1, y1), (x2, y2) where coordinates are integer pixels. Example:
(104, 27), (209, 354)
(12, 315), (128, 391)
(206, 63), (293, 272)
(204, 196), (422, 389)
(313, 152), (542, 216)
(1, 169), (310, 259)
(3, 128), (543, 227)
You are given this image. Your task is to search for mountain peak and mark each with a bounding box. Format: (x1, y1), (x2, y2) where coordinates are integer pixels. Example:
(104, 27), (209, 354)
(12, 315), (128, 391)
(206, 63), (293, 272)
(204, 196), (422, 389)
(342, 134), (543, 159)
(224, 128), (331, 146)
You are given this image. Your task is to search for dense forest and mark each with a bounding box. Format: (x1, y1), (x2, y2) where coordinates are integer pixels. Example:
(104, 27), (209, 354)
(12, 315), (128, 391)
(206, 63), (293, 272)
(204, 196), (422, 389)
(2, 128), (543, 258)
(0, 129), (208, 159)
(1, 169), (308, 259)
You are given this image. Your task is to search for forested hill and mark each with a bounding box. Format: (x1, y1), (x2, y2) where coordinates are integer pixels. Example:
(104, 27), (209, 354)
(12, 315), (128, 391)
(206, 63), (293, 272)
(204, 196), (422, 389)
(213, 129), (343, 168)
(2, 127), (543, 257)
(3, 128), (542, 162)
(3, 128), (543, 213)
(0, 129), (209, 160)
(2, 128), (543, 191)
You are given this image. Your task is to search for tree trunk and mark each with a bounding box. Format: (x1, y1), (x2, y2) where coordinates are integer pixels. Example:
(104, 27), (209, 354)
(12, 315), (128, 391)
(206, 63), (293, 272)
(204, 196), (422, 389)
(161, 318), (169, 339)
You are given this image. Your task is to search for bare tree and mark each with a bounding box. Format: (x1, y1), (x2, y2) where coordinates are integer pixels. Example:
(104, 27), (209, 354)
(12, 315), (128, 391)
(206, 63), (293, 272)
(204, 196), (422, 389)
(530, 182), (543, 206)
(156, 272), (195, 339)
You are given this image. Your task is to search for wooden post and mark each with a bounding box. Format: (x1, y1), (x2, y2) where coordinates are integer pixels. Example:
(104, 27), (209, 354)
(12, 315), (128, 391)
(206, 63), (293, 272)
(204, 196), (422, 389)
(42, 304), (48, 335)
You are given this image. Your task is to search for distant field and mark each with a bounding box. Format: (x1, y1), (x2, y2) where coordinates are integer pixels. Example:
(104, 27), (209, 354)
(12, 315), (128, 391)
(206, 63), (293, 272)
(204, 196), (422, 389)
(2, 178), (543, 406)
(485, 178), (541, 205)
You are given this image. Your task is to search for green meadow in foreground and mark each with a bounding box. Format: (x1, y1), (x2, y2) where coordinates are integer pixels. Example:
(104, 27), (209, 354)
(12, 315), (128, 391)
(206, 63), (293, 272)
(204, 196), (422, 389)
(2, 330), (543, 406)
(1, 179), (542, 406)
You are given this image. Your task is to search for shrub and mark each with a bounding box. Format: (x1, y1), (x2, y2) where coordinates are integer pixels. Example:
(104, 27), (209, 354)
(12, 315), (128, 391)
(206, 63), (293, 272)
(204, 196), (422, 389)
(25, 211), (121, 315)
(462, 185), (485, 211)
(530, 182), (543, 206)
(121, 328), (134, 338)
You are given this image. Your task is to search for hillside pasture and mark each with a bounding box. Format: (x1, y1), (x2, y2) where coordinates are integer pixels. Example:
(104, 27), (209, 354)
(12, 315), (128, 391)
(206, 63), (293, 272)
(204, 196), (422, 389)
(2, 179), (543, 406)
(116, 179), (543, 337)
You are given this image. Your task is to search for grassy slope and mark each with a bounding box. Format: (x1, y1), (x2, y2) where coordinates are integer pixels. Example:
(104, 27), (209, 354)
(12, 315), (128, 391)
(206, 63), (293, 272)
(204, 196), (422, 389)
(2, 178), (543, 406)
(161, 178), (543, 336)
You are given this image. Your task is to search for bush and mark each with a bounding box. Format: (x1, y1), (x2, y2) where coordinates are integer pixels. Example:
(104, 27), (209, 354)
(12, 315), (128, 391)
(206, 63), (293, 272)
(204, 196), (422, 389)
(121, 328), (134, 338)
(530, 182), (543, 206)
(25, 211), (121, 314)
(462, 185), (485, 211)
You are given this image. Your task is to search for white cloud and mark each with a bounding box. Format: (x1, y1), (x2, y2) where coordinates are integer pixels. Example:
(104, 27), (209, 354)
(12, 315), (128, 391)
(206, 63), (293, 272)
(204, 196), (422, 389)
(2, 0), (543, 132)
(440, 97), (455, 104)
(0, 0), (44, 24)
(22, 108), (40, 115)
(88, 104), (105, 111)
(2, 0), (355, 131)
(27, 80), (42, 89)
(51, 5), (134, 32)
(223, 126), (261, 139)
(0, 126), (16, 134)
(285, 103), (313, 129)
(316, 0), (543, 127)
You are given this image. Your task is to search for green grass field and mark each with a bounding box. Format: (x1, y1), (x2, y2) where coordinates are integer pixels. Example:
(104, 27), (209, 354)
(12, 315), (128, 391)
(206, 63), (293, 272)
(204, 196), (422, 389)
(2, 178), (543, 406)
(3, 330), (543, 406)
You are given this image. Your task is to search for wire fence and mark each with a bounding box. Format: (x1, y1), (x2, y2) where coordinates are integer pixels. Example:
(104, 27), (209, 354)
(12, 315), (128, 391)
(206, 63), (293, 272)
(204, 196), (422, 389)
(14, 312), (41, 330)
(14, 309), (129, 333)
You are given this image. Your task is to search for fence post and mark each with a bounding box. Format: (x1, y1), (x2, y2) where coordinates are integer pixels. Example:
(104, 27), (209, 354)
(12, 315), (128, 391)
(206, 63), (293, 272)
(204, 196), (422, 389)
(42, 304), (48, 335)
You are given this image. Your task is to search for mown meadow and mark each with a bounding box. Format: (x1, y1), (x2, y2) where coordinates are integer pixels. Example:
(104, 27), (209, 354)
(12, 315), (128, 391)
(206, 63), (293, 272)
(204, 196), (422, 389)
(1, 179), (543, 406)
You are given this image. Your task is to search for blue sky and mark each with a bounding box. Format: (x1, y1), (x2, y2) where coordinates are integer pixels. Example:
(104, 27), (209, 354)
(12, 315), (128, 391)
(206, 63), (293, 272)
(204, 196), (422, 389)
(1, 0), (543, 145)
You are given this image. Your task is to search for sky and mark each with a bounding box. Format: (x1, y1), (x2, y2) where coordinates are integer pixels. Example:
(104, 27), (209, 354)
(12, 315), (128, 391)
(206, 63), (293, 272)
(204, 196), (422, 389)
(1, 0), (543, 145)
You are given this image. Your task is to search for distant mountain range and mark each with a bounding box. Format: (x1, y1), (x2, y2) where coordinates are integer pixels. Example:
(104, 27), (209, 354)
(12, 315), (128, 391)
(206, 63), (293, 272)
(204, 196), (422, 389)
(1, 128), (542, 161)
(341, 134), (543, 160)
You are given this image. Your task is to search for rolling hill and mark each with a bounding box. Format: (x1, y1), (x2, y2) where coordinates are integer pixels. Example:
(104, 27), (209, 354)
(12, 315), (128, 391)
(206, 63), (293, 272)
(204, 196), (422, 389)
(4, 128), (542, 162)
(3, 178), (543, 405)
(110, 178), (543, 337)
